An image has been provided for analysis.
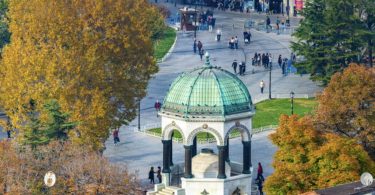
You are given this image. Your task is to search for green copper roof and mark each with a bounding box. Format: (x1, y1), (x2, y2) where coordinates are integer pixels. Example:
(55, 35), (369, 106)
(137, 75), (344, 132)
(161, 55), (252, 118)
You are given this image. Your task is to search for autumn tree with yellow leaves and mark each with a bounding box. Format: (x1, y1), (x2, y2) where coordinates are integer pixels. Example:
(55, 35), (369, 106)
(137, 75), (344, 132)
(0, 0), (160, 149)
(264, 115), (375, 195)
(315, 64), (375, 159)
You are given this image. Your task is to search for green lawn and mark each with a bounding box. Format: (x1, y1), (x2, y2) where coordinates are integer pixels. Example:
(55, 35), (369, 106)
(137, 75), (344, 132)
(153, 27), (176, 61)
(252, 98), (317, 128)
(147, 98), (317, 139)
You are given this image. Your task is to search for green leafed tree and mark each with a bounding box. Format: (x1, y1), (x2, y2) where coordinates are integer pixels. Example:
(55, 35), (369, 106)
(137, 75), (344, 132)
(21, 100), (49, 149)
(42, 99), (77, 142)
(292, 0), (374, 85)
(20, 99), (77, 149)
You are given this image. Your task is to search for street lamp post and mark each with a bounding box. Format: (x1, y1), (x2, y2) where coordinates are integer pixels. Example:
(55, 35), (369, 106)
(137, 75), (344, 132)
(286, 0), (290, 26)
(138, 99), (141, 131)
(194, 0), (198, 38)
(269, 62), (272, 99)
(290, 91), (295, 115)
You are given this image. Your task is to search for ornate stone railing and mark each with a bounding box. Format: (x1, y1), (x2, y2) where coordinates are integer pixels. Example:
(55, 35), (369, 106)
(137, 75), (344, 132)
(138, 124), (278, 144)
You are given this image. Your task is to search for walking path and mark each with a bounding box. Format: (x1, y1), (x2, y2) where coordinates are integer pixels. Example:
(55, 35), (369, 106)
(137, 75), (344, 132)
(103, 2), (322, 189)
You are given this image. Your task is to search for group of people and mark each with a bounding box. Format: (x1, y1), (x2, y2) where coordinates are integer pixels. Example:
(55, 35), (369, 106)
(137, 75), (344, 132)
(193, 39), (206, 60)
(228, 36), (239, 49)
(216, 0), (247, 12)
(232, 60), (246, 75)
(243, 30), (252, 44)
(252, 52), (273, 69)
(148, 166), (162, 184)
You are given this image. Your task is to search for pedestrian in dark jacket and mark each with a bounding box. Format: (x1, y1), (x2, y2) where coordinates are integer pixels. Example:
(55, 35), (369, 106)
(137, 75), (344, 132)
(113, 128), (120, 144)
(149, 167), (155, 184)
(278, 55), (282, 67)
(232, 60), (238, 74)
(197, 41), (203, 53)
(199, 49), (205, 61)
(157, 166), (162, 183)
(193, 39), (197, 53)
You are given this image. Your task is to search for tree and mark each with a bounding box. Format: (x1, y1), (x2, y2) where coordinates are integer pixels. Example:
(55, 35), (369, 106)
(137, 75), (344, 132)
(292, 0), (373, 84)
(265, 115), (320, 194)
(265, 115), (375, 195)
(0, 0), (9, 50)
(0, 0), (160, 150)
(315, 64), (375, 159)
(0, 140), (142, 194)
(42, 99), (77, 141)
(21, 100), (49, 149)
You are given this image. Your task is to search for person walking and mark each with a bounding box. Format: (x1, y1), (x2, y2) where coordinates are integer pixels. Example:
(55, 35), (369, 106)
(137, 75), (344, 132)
(113, 128), (120, 145)
(241, 61), (246, 75)
(6, 118), (11, 139)
(257, 162), (264, 181)
(257, 178), (264, 195)
(266, 16), (271, 33)
(234, 36), (239, 49)
(157, 166), (162, 183)
(247, 31), (252, 43)
(243, 31), (248, 43)
(216, 28), (222, 41)
(260, 80), (265, 94)
(239, 62), (244, 75)
(229, 37), (234, 49)
(154, 100), (161, 117)
(282, 58), (287, 75)
(199, 48), (205, 61)
(257, 54), (261, 66)
(193, 39), (197, 53)
(232, 60), (238, 74)
(148, 167), (155, 184)
(278, 55), (282, 68)
(197, 41), (203, 53)
(276, 23), (280, 35)
(269, 54), (273, 68)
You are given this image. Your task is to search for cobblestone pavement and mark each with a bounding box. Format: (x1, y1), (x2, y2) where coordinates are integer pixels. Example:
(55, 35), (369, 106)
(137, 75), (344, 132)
(104, 3), (322, 189)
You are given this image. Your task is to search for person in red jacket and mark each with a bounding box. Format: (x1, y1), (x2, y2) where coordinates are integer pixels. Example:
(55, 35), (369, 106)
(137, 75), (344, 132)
(257, 162), (264, 181)
(113, 128), (120, 145)
(154, 100), (161, 117)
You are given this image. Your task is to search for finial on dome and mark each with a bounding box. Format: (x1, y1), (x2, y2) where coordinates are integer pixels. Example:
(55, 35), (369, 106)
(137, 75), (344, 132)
(204, 52), (211, 67)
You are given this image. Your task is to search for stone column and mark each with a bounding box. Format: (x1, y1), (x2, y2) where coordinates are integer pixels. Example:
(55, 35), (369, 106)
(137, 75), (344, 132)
(225, 137), (230, 162)
(184, 145), (193, 178)
(170, 132), (174, 166)
(192, 137), (197, 157)
(217, 146), (226, 179)
(162, 140), (171, 173)
(242, 141), (251, 174)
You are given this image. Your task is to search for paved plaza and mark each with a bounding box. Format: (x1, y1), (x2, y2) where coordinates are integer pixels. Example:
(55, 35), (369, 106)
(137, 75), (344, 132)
(0, 3), (322, 190)
(103, 2), (322, 189)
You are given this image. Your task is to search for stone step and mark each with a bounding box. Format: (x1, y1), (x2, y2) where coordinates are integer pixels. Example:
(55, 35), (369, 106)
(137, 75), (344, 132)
(155, 186), (181, 195)
(155, 191), (173, 195)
